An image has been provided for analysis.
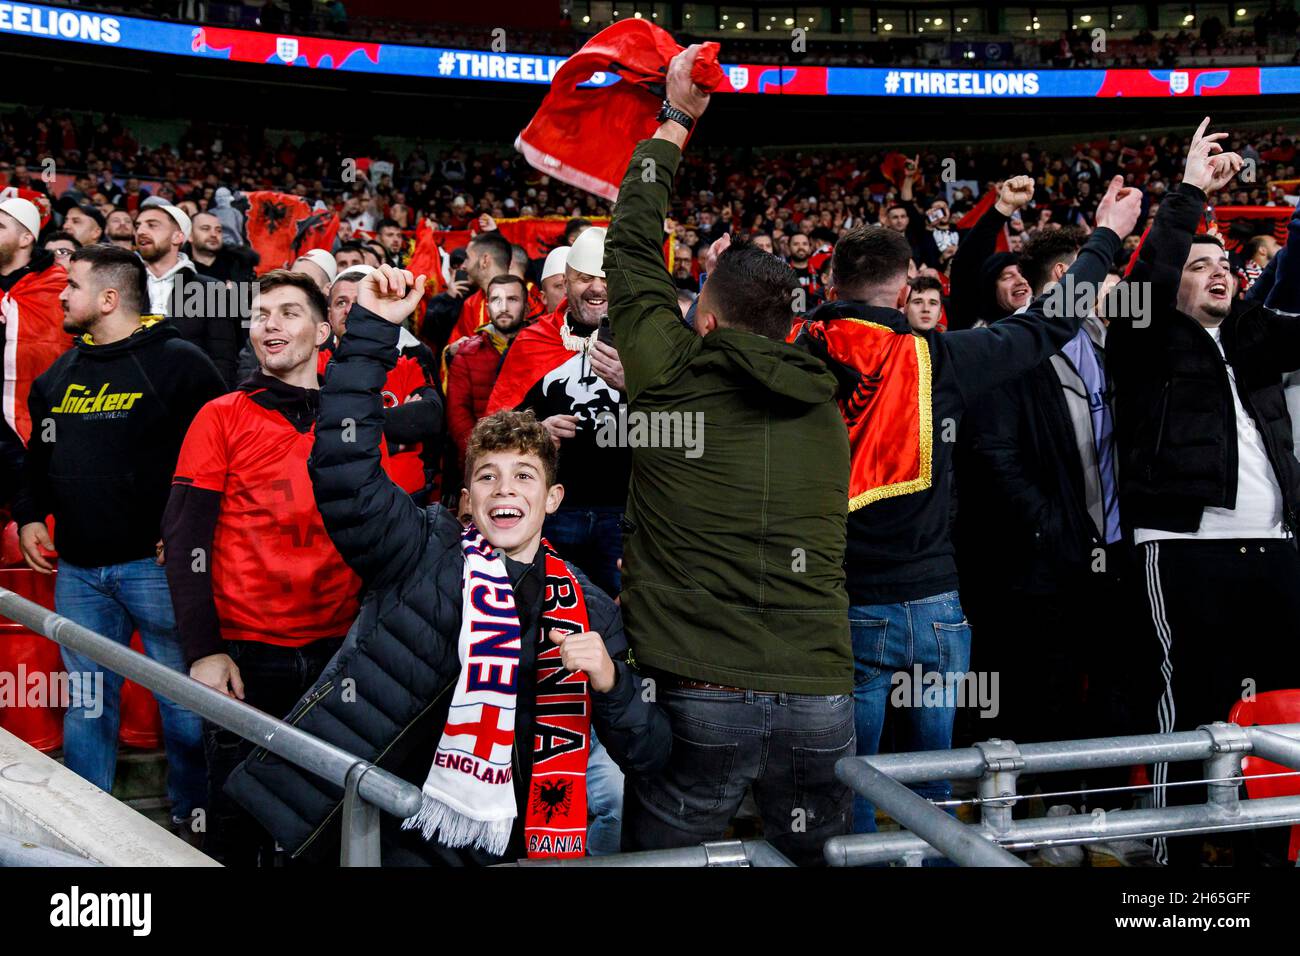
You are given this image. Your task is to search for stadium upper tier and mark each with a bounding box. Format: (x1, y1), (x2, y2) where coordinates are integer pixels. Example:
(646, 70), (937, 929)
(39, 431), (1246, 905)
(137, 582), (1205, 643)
(53, 1), (1300, 69)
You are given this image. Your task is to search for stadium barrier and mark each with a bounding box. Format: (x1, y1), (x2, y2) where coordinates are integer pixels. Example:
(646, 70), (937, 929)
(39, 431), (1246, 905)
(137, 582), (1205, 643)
(826, 725), (1300, 866)
(0, 586), (424, 867)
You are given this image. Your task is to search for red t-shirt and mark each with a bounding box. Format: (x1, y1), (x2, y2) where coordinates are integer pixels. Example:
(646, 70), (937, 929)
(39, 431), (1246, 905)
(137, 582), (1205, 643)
(316, 347), (431, 494)
(173, 391), (361, 647)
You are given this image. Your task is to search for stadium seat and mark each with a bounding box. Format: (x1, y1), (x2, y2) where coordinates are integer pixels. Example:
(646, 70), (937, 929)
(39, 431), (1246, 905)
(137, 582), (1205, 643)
(0, 566), (63, 751)
(1229, 690), (1300, 862)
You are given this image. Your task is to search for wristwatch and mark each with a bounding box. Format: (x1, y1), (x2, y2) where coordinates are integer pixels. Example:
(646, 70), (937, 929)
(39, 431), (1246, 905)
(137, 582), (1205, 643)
(657, 100), (695, 132)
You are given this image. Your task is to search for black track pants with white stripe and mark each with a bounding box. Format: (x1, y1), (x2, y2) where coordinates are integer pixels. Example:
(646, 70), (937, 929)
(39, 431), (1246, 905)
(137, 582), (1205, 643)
(1138, 538), (1300, 864)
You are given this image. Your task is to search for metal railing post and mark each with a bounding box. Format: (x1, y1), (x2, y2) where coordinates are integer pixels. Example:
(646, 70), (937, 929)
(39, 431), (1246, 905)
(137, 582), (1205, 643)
(834, 756), (1028, 867)
(1201, 722), (1249, 811)
(340, 763), (383, 867)
(974, 738), (1024, 834)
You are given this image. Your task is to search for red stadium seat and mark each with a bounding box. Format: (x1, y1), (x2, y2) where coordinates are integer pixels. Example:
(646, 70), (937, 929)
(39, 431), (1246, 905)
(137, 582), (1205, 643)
(0, 566), (63, 751)
(1229, 690), (1300, 862)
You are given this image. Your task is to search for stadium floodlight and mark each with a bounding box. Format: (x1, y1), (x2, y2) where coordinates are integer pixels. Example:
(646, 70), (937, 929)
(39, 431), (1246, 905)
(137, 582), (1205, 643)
(735, 21), (745, 29)
(1237, 6), (1247, 13)
(785, 17), (794, 26)
(1081, 14), (1092, 23)
(934, 18), (943, 26)
(884, 22), (893, 31)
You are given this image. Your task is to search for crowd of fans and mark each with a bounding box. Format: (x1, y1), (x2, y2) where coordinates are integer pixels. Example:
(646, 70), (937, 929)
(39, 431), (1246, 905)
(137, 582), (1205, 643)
(5, 41), (1300, 868)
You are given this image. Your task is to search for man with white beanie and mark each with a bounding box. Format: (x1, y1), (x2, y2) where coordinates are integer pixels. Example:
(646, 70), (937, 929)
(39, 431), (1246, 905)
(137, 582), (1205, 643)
(136, 198), (241, 387)
(0, 197), (70, 509)
(292, 248), (337, 296)
(539, 245), (569, 314)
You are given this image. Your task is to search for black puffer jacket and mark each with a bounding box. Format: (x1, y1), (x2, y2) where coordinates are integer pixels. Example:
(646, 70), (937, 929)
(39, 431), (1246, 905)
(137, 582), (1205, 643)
(224, 305), (670, 864)
(1108, 183), (1300, 534)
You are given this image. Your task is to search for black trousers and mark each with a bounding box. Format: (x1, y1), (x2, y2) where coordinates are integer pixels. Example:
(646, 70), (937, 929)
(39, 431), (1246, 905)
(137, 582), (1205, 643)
(1137, 538), (1300, 864)
(203, 637), (343, 867)
(962, 552), (1145, 807)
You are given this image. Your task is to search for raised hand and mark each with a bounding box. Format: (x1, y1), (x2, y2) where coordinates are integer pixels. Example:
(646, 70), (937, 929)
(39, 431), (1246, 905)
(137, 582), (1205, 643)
(1094, 175), (1143, 240)
(1183, 116), (1233, 193)
(357, 265), (426, 325)
(996, 175), (1035, 216)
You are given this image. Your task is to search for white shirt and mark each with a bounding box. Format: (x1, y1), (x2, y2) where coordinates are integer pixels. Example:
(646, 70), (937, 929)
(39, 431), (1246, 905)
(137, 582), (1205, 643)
(1135, 325), (1287, 543)
(144, 253), (195, 316)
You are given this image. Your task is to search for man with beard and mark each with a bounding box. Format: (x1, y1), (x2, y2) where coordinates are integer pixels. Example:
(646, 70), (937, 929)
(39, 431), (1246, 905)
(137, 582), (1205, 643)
(162, 270), (365, 865)
(786, 231), (823, 311)
(104, 209), (135, 250)
(0, 198), (69, 510)
(486, 227), (629, 598)
(1108, 119), (1300, 865)
(136, 200), (241, 387)
(446, 274), (528, 477)
(13, 245), (223, 837)
(424, 230), (512, 353)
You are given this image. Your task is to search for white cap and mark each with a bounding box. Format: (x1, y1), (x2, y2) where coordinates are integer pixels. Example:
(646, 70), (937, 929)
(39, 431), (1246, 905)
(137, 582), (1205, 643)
(0, 198), (40, 240)
(146, 202), (192, 241)
(332, 264), (374, 290)
(566, 226), (606, 278)
(295, 248), (338, 284)
(541, 245), (570, 281)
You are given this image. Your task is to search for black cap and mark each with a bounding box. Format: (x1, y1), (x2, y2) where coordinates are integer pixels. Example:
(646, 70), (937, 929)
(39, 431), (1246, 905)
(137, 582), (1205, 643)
(71, 203), (106, 230)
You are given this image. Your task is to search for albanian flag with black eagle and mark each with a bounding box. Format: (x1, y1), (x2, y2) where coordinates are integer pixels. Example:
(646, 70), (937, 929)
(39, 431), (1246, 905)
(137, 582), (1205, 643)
(796, 316), (934, 510)
(246, 191), (340, 275)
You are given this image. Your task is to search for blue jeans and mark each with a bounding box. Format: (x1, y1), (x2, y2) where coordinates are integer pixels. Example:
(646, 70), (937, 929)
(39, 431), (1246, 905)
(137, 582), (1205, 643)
(850, 590), (972, 834)
(543, 507), (623, 597)
(586, 728), (624, 856)
(55, 558), (206, 819)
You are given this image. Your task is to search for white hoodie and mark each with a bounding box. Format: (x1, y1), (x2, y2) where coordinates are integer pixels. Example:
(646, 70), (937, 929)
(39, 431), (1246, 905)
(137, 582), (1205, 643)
(144, 252), (197, 316)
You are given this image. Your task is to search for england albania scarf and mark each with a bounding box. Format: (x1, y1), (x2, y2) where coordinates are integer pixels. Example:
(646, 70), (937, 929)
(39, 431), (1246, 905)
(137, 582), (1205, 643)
(515, 19), (728, 201)
(802, 318), (934, 510)
(403, 526), (592, 859)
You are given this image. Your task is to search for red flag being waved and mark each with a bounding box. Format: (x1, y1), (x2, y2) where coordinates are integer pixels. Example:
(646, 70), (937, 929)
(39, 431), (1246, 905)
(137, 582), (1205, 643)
(516, 20), (729, 201)
(1, 263), (69, 445)
(246, 191), (339, 275)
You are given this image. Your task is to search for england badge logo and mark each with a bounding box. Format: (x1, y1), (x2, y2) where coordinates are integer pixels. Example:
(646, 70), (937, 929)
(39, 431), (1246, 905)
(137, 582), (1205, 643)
(1169, 71), (1189, 94)
(276, 37), (299, 64)
(728, 66), (749, 91)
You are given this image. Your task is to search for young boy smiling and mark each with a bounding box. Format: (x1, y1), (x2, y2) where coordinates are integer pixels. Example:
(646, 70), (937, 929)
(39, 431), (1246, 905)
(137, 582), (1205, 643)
(225, 265), (669, 864)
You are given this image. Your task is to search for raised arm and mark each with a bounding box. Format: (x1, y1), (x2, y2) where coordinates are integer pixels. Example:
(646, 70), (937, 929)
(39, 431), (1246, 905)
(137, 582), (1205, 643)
(604, 46), (709, 402)
(944, 176), (1140, 404)
(1127, 118), (1241, 310)
(310, 267), (429, 592)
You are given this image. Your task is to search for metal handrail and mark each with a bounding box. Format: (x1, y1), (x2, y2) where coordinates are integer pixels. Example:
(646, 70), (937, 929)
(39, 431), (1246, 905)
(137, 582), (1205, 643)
(0, 586), (423, 866)
(826, 723), (1300, 867)
(835, 756), (1028, 867)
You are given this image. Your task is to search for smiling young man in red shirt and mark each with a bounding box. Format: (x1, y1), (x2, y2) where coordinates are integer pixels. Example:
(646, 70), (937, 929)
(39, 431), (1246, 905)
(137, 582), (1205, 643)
(162, 269), (364, 865)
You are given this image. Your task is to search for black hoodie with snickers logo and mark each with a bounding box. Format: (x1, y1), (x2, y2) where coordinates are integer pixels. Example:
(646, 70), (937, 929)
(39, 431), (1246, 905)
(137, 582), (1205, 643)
(12, 318), (226, 568)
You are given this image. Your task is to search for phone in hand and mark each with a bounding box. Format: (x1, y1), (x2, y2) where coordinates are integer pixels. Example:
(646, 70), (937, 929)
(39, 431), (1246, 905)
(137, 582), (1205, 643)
(454, 269), (469, 284)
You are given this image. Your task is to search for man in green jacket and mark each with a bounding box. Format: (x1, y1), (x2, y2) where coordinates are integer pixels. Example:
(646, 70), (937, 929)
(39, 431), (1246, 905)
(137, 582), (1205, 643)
(605, 45), (853, 865)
